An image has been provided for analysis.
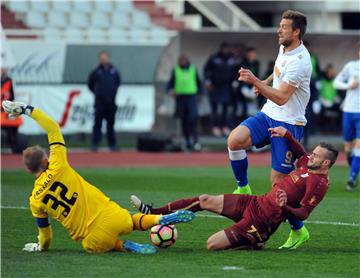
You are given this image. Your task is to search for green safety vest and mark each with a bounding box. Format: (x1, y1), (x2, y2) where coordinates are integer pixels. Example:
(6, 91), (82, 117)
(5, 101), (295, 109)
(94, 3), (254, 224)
(310, 55), (318, 79)
(320, 79), (337, 101)
(174, 65), (198, 95)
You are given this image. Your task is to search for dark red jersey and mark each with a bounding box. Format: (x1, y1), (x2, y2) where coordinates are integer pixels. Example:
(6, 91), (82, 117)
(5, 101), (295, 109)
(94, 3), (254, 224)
(257, 132), (330, 223)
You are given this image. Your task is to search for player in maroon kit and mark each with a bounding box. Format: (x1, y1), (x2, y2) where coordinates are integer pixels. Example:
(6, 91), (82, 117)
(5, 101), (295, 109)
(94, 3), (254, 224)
(131, 126), (338, 250)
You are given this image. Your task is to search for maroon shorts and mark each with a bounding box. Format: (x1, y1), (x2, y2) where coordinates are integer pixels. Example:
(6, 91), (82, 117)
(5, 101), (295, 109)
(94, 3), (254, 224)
(222, 194), (281, 249)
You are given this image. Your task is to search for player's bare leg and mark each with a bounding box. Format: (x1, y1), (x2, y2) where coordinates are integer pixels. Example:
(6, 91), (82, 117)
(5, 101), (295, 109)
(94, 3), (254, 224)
(207, 227), (257, 251)
(131, 194), (223, 215)
(198, 194), (224, 214)
(227, 125), (253, 194)
(131, 195), (202, 214)
(206, 230), (232, 251)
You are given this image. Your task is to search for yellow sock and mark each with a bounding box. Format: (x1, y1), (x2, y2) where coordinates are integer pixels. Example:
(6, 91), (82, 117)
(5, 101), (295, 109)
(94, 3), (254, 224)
(114, 239), (125, 252)
(131, 213), (161, 231)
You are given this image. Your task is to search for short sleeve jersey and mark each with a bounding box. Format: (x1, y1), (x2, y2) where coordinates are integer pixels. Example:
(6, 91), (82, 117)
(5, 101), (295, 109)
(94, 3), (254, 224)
(334, 60), (360, 113)
(262, 43), (312, 125)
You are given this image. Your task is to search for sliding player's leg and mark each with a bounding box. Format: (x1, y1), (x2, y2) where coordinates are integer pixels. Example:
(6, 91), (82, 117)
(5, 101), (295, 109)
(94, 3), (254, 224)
(206, 230), (232, 250)
(131, 195), (202, 214)
(131, 209), (195, 229)
(131, 194), (226, 216)
(215, 198), (275, 251)
(131, 193), (254, 221)
(207, 221), (261, 251)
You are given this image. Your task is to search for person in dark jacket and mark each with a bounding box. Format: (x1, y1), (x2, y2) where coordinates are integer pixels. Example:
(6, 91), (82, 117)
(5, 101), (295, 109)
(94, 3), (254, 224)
(241, 47), (261, 111)
(204, 42), (236, 137)
(232, 47), (261, 125)
(167, 55), (203, 151)
(88, 51), (121, 151)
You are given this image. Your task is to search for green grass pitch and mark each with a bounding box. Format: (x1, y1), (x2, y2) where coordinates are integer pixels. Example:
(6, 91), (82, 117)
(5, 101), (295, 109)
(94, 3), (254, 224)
(2, 166), (360, 277)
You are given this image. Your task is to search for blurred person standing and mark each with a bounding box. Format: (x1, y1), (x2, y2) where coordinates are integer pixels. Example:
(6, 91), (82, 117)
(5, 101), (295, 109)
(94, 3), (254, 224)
(260, 60), (276, 108)
(229, 44), (244, 128)
(239, 47), (261, 119)
(167, 55), (203, 151)
(319, 64), (340, 111)
(204, 42), (236, 137)
(333, 45), (360, 191)
(303, 41), (322, 150)
(1, 68), (24, 153)
(318, 64), (341, 132)
(88, 51), (121, 151)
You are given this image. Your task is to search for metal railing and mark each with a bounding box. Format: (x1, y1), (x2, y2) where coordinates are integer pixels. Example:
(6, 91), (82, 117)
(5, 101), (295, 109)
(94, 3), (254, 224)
(187, 0), (261, 31)
(3, 28), (176, 46)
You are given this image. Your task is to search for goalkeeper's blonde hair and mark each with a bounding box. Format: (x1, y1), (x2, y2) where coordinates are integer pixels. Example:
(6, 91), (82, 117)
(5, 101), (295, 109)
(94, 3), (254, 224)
(23, 145), (47, 174)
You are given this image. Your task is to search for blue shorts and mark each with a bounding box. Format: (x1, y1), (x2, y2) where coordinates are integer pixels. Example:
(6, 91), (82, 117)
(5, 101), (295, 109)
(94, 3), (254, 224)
(342, 112), (360, 142)
(241, 112), (304, 174)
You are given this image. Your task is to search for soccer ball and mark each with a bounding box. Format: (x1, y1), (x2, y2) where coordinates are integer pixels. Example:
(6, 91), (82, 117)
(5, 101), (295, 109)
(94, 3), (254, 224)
(150, 224), (178, 248)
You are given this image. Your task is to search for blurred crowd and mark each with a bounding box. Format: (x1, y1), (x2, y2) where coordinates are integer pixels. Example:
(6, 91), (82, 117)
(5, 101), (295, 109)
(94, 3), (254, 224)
(1, 41), (347, 152)
(167, 41), (345, 150)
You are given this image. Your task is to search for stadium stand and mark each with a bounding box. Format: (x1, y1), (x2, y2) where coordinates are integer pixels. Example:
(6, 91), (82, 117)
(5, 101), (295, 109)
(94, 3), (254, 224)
(134, 0), (185, 30)
(1, 4), (28, 29)
(1, 0), (183, 43)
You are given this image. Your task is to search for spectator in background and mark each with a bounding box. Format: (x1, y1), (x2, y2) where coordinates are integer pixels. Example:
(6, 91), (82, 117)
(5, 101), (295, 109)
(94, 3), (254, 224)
(88, 51), (121, 152)
(319, 64), (340, 111)
(239, 47), (261, 119)
(303, 41), (321, 150)
(229, 43), (245, 128)
(167, 55), (203, 152)
(260, 60), (276, 108)
(204, 42), (236, 137)
(333, 45), (360, 191)
(318, 64), (341, 132)
(1, 68), (24, 153)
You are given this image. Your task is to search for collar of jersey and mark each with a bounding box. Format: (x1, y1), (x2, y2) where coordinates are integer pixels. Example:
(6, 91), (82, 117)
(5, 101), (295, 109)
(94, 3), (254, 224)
(282, 41), (304, 56)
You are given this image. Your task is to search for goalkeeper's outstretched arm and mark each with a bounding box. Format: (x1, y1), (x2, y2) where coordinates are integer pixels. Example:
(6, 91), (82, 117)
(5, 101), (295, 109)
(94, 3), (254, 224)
(2, 100), (65, 145)
(2, 100), (68, 166)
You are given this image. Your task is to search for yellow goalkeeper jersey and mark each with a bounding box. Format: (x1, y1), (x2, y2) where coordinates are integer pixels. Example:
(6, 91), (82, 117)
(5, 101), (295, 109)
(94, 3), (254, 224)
(29, 109), (110, 241)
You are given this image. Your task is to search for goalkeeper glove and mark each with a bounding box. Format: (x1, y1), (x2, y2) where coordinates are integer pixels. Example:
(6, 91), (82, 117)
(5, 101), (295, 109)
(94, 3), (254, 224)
(2, 100), (34, 117)
(22, 243), (41, 252)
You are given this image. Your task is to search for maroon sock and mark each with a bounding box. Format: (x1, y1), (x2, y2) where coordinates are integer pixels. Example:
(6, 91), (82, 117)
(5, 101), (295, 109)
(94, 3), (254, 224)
(151, 197), (202, 214)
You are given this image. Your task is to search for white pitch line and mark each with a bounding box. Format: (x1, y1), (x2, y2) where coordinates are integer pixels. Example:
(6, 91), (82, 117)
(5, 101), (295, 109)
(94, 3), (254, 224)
(1, 206), (29, 210)
(195, 213), (360, 227)
(1, 206), (359, 227)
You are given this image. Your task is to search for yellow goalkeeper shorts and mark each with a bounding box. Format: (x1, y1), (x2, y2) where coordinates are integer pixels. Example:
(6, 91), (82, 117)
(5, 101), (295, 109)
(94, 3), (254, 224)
(82, 201), (133, 253)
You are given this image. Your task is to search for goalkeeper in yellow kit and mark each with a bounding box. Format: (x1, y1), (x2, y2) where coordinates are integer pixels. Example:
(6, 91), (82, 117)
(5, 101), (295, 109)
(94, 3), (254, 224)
(2, 100), (195, 254)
